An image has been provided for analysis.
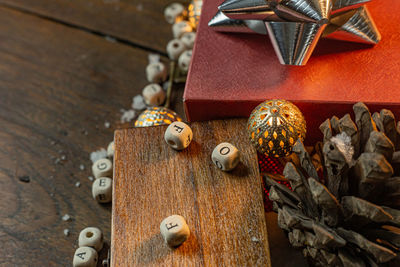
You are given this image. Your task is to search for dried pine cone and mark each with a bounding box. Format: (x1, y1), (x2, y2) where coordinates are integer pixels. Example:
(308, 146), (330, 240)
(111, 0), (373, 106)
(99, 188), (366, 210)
(265, 102), (400, 266)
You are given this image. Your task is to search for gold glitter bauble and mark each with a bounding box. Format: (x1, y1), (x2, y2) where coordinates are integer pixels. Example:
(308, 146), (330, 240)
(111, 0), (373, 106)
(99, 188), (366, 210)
(135, 107), (182, 127)
(247, 99), (306, 158)
(188, 0), (203, 29)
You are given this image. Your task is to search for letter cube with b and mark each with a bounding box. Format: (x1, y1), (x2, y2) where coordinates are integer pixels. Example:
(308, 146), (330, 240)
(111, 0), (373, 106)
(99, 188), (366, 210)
(211, 142), (240, 171)
(160, 215), (190, 247)
(92, 158), (113, 179)
(73, 246), (98, 267)
(164, 121), (193, 150)
(92, 177), (112, 203)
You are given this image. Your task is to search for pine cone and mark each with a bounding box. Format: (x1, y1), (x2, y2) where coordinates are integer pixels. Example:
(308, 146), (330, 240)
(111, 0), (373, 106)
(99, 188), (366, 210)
(265, 102), (400, 266)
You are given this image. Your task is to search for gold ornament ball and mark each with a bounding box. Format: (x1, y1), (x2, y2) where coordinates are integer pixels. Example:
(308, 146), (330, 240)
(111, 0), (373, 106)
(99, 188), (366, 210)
(247, 99), (306, 157)
(135, 107), (182, 127)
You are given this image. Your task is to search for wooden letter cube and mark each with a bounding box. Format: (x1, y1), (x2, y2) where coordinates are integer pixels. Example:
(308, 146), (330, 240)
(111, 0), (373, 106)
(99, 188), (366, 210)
(146, 62), (167, 83)
(172, 21), (192, 38)
(211, 142), (240, 171)
(178, 50), (192, 74)
(73, 246), (98, 267)
(78, 227), (104, 251)
(164, 121), (193, 150)
(92, 177), (112, 203)
(178, 50), (192, 73)
(160, 215), (190, 247)
(164, 2), (185, 24)
(180, 32), (196, 49)
(92, 158), (113, 179)
(166, 39), (186, 61)
(142, 84), (166, 106)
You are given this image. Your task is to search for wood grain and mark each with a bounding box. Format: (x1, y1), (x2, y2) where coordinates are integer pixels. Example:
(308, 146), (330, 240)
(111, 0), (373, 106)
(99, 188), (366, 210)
(0, 0), (190, 52)
(0, 5), (180, 266)
(112, 119), (271, 266)
(0, 2), (307, 266)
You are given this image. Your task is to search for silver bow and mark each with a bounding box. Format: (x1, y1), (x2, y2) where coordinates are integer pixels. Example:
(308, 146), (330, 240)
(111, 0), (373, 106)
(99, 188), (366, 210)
(209, 0), (381, 65)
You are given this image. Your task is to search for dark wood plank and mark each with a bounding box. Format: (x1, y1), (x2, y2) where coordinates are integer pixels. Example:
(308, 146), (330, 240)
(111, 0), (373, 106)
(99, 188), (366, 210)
(112, 119), (271, 266)
(0, 0), (190, 52)
(0, 5), (182, 266)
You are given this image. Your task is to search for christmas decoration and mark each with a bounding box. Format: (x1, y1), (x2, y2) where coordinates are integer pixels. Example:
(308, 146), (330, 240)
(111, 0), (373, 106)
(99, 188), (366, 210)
(265, 102), (400, 266)
(188, 0), (203, 29)
(247, 99), (306, 157)
(208, 0), (381, 65)
(135, 107), (182, 127)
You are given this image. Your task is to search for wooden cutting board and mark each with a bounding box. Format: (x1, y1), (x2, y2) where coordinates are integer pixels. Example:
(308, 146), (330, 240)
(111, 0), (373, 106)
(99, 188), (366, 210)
(111, 119), (271, 266)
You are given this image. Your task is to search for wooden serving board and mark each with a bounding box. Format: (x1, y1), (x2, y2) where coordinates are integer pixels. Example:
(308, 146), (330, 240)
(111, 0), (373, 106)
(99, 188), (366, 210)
(111, 119), (271, 267)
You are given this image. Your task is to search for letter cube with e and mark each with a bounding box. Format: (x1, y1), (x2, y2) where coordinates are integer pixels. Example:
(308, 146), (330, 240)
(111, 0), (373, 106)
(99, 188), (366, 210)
(92, 177), (112, 203)
(164, 121), (193, 150)
(92, 158), (113, 179)
(73, 247), (98, 267)
(160, 215), (190, 247)
(211, 142), (240, 171)
(78, 227), (104, 251)
(142, 84), (166, 106)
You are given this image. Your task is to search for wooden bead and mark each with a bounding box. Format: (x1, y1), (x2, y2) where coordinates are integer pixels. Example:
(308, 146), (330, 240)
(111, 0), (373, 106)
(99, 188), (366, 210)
(180, 32), (196, 49)
(142, 83), (166, 106)
(166, 39), (186, 61)
(178, 50), (192, 73)
(92, 177), (112, 203)
(211, 142), (240, 171)
(78, 227), (104, 251)
(160, 215), (190, 247)
(146, 62), (167, 83)
(107, 141), (114, 158)
(92, 158), (113, 179)
(73, 247), (98, 267)
(164, 2), (185, 24)
(172, 21), (193, 39)
(164, 121), (193, 150)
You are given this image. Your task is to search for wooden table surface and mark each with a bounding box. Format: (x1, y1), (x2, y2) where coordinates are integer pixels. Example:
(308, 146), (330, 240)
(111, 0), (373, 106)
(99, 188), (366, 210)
(112, 120), (271, 266)
(0, 0), (307, 266)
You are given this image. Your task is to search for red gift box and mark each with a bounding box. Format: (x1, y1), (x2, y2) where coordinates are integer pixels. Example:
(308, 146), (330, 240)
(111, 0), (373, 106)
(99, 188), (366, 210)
(183, 0), (400, 144)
